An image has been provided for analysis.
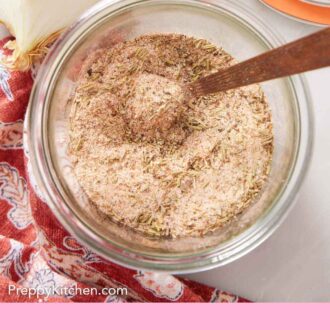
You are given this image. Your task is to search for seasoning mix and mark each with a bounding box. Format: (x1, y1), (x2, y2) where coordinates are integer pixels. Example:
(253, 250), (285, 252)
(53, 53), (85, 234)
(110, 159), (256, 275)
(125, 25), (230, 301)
(69, 34), (273, 238)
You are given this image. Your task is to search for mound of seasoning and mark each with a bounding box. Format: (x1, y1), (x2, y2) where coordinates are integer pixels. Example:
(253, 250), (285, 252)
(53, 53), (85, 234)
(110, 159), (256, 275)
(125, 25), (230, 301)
(69, 34), (273, 238)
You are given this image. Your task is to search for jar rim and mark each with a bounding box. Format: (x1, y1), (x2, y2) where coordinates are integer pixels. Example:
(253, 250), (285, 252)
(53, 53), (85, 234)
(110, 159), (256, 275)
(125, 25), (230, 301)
(25, 0), (314, 273)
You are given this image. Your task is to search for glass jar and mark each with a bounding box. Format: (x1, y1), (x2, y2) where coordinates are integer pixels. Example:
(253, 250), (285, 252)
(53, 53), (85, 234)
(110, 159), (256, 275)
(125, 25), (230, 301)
(25, 0), (314, 273)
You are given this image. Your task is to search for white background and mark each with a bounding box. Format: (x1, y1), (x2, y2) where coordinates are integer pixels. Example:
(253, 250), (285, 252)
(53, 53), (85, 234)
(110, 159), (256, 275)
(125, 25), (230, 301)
(1, 0), (329, 302)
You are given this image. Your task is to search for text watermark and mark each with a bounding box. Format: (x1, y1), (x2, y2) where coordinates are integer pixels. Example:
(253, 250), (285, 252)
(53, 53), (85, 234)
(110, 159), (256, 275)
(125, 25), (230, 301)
(8, 284), (128, 300)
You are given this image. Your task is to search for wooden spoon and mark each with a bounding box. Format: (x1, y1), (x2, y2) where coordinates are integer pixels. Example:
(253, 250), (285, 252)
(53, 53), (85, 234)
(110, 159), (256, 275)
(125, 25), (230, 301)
(189, 27), (330, 97)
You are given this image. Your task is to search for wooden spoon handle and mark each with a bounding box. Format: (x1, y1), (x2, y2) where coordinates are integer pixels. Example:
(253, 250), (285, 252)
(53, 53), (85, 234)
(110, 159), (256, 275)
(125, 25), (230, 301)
(190, 27), (330, 97)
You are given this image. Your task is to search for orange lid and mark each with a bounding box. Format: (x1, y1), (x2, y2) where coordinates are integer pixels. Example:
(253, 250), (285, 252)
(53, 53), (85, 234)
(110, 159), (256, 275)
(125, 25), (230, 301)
(261, 0), (330, 25)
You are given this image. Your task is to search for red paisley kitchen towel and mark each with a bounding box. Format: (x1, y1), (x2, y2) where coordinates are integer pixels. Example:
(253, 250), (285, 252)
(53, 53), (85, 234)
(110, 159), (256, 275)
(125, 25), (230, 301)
(0, 37), (249, 303)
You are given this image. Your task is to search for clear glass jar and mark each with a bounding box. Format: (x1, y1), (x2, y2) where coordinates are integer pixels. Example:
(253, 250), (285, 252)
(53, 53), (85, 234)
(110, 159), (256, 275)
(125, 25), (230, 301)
(25, 0), (314, 273)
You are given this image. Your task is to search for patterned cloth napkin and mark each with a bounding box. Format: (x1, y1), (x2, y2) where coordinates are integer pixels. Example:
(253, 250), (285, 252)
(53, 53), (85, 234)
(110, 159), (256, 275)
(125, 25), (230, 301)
(0, 37), (249, 303)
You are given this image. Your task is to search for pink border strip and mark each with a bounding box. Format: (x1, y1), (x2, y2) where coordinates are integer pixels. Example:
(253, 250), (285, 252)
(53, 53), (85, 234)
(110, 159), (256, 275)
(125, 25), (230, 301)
(1, 303), (329, 329)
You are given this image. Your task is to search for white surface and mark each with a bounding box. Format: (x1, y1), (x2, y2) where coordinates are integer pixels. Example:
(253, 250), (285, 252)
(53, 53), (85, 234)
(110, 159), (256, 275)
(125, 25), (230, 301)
(301, 0), (330, 7)
(1, 0), (329, 302)
(188, 0), (330, 302)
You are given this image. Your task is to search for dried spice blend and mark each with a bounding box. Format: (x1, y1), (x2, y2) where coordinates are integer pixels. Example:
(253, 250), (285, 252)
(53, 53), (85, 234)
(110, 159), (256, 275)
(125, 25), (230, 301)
(69, 34), (273, 238)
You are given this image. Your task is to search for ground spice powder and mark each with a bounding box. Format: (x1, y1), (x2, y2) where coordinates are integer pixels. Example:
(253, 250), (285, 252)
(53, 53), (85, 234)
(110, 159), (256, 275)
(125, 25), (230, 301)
(69, 34), (273, 238)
